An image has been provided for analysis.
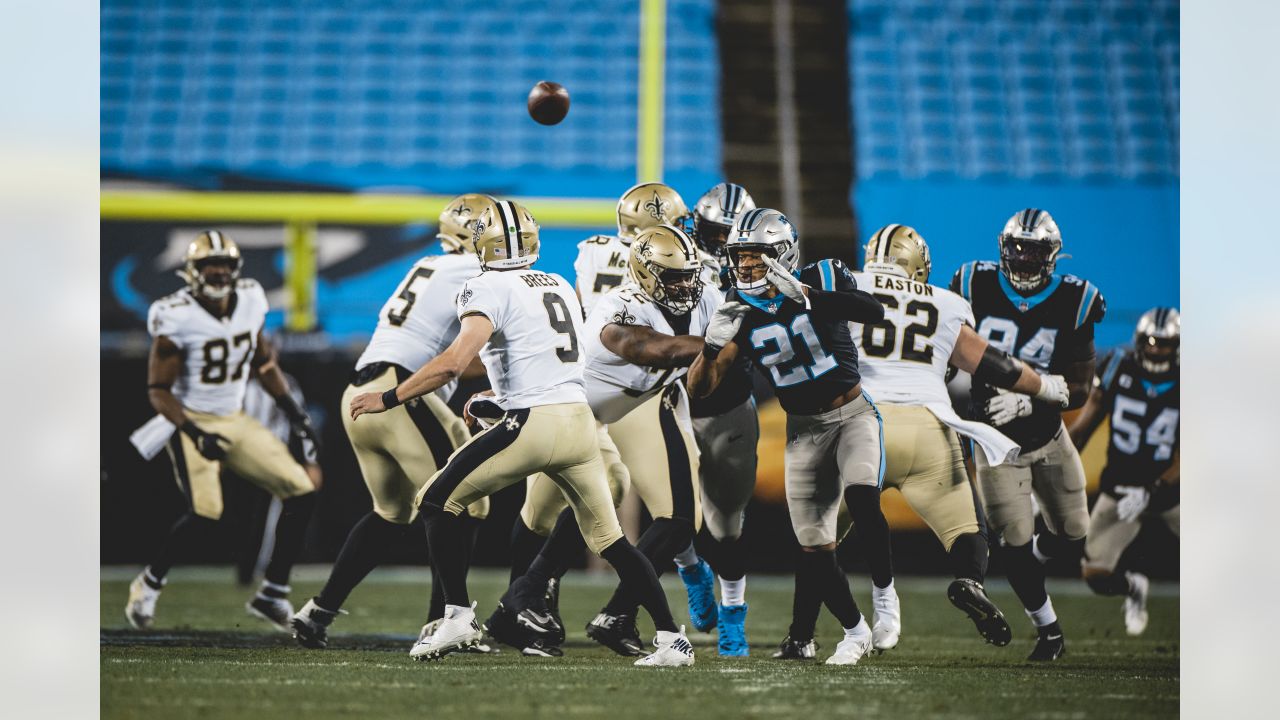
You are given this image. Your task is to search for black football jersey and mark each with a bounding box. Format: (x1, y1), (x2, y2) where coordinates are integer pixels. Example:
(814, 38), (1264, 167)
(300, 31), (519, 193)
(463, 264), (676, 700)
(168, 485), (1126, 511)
(691, 269), (754, 418)
(950, 260), (1105, 452)
(1095, 349), (1180, 504)
(730, 259), (863, 415)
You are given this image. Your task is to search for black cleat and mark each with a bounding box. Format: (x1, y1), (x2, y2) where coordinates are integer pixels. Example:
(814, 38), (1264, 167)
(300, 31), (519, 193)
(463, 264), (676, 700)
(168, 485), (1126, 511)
(585, 612), (644, 657)
(502, 577), (566, 644)
(545, 577), (563, 634)
(948, 579), (1013, 647)
(486, 603), (560, 657)
(291, 599), (338, 649)
(521, 639), (565, 657)
(1027, 624), (1067, 661)
(771, 635), (819, 660)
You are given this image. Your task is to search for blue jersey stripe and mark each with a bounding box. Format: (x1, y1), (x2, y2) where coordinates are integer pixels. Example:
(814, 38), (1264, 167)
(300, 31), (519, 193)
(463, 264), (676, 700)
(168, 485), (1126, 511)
(819, 259), (835, 291)
(1076, 283), (1099, 328)
(863, 391), (886, 489)
(997, 270), (1062, 312)
(960, 262), (974, 301)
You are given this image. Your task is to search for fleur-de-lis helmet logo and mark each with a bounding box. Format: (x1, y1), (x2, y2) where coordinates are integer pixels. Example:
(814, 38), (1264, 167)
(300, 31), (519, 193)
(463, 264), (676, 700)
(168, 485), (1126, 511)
(636, 238), (654, 259)
(643, 192), (668, 220)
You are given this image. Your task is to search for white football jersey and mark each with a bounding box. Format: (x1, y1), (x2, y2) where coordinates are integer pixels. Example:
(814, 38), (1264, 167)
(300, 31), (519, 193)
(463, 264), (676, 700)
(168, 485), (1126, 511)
(356, 252), (481, 401)
(573, 234), (632, 317)
(147, 279), (270, 416)
(850, 271), (974, 406)
(583, 284), (720, 424)
(456, 268), (588, 410)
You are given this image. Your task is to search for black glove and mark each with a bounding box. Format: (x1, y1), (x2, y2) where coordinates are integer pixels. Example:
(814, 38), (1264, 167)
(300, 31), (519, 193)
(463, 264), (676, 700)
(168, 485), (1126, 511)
(181, 421), (230, 461)
(277, 394), (321, 454)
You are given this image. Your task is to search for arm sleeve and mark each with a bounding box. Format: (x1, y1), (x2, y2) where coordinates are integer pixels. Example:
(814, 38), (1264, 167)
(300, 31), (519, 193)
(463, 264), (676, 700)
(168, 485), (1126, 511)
(804, 260), (885, 323)
(457, 276), (504, 330)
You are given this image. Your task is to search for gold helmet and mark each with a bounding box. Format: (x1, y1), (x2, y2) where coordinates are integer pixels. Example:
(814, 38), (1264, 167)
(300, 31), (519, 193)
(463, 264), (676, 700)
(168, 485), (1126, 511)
(616, 182), (690, 244)
(864, 223), (931, 283)
(472, 200), (540, 270)
(437, 193), (497, 253)
(628, 224), (704, 315)
(178, 230), (243, 300)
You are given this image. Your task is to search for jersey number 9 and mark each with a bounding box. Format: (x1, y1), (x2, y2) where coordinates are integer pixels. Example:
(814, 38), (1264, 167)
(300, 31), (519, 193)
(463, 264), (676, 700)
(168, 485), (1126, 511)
(542, 293), (580, 363)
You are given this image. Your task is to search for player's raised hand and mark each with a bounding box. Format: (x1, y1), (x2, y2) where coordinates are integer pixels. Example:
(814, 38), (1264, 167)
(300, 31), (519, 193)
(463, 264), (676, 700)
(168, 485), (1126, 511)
(349, 391), (387, 420)
(705, 300), (750, 349)
(761, 255), (808, 304)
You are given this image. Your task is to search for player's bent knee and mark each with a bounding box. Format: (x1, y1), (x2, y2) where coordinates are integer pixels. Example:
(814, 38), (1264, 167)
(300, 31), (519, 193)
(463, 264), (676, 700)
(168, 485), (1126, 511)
(373, 504), (415, 525)
(796, 526), (837, 548)
(1000, 519), (1034, 548)
(801, 541), (838, 552)
(937, 522), (979, 552)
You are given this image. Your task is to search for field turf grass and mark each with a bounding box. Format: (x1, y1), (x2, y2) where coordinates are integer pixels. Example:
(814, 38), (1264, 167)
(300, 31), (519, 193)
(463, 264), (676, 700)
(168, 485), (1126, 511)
(101, 566), (1178, 719)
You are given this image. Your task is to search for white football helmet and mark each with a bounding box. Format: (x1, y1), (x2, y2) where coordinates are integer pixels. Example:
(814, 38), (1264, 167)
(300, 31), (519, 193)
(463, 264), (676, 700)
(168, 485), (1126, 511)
(724, 208), (799, 295)
(693, 182), (756, 258)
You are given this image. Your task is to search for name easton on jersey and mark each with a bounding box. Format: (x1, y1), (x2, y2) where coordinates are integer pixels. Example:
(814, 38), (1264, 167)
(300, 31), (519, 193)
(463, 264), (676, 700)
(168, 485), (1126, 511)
(583, 284), (718, 424)
(457, 269), (588, 410)
(851, 271), (974, 406)
(147, 279), (269, 416)
(951, 260), (1105, 451)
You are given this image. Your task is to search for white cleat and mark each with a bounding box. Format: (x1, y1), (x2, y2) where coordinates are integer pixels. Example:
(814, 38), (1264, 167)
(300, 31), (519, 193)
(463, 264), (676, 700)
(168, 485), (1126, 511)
(125, 571), (162, 630)
(417, 618), (444, 645)
(826, 617), (873, 666)
(410, 603), (483, 662)
(871, 581), (901, 651)
(634, 626), (695, 667)
(1123, 572), (1150, 636)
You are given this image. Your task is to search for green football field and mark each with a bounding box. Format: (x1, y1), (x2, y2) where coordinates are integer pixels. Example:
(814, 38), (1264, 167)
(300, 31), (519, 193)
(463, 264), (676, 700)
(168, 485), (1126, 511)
(101, 566), (1178, 719)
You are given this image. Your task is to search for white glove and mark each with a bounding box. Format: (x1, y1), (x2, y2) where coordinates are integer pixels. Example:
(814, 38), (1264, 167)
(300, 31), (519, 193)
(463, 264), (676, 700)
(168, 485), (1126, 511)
(1115, 485), (1150, 523)
(761, 255), (809, 304)
(1032, 373), (1070, 407)
(985, 390), (1033, 426)
(704, 301), (751, 349)
(463, 392), (503, 429)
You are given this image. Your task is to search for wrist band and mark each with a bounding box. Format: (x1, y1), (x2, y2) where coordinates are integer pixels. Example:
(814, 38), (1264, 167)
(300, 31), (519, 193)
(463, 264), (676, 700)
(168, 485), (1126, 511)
(702, 343), (722, 360)
(381, 387), (402, 409)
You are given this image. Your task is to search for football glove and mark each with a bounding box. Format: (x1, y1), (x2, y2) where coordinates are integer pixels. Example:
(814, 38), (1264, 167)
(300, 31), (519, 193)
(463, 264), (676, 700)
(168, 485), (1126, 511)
(704, 301), (751, 350)
(181, 421), (230, 461)
(762, 255), (808, 305)
(1115, 485), (1151, 523)
(464, 392), (504, 430)
(985, 390), (1033, 426)
(278, 395), (321, 452)
(1032, 373), (1070, 407)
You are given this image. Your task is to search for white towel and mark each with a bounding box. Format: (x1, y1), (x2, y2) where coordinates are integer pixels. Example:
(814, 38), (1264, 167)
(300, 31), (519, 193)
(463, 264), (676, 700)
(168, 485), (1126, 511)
(921, 402), (1021, 466)
(130, 414), (177, 461)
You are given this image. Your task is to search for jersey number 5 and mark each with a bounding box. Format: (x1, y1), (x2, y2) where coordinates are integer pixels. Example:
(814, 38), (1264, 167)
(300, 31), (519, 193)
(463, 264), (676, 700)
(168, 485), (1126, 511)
(750, 314), (836, 388)
(542, 293), (580, 363)
(387, 267), (436, 326)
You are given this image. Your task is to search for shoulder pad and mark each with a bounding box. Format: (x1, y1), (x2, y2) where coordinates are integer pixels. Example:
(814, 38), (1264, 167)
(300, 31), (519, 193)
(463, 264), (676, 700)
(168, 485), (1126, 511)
(951, 261), (986, 301)
(1072, 279), (1105, 328)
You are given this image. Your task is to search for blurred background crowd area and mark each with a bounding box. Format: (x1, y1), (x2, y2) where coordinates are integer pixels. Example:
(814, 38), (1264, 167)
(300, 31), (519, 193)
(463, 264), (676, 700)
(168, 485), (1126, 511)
(100, 0), (1178, 578)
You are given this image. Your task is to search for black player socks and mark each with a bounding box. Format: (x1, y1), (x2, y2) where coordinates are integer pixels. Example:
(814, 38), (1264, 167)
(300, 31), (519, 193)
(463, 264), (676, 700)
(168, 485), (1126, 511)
(603, 517), (694, 615)
(1085, 571), (1132, 597)
(1003, 541), (1050, 612)
(700, 534), (748, 582)
(844, 485), (895, 589)
(428, 515), (481, 621)
(315, 511), (413, 611)
(788, 551), (824, 641)
(421, 510), (471, 607)
(264, 493), (317, 587)
(801, 549), (863, 629)
(948, 532), (989, 582)
(599, 538), (678, 632)
(508, 517), (547, 583)
(147, 512), (218, 582)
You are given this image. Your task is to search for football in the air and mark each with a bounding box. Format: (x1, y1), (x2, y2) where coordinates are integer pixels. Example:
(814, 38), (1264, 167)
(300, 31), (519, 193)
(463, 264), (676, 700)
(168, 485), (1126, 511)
(527, 81), (571, 125)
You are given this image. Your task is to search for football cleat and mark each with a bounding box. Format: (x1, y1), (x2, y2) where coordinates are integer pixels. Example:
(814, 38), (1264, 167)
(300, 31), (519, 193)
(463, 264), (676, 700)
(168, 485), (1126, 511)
(125, 571), (162, 630)
(871, 582), (901, 651)
(947, 579), (1012, 647)
(586, 612), (645, 657)
(485, 602), (556, 656)
(634, 626), (695, 667)
(246, 593), (294, 633)
(717, 603), (749, 657)
(502, 576), (565, 644)
(520, 639), (564, 657)
(418, 618), (444, 644)
(677, 560), (718, 632)
(1027, 625), (1067, 662)
(410, 603), (483, 661)
(545, 576), (563, 635)
(1123, 572), (1150, 636)
(291, 598), (340, 649)
(826, 618), (873, 666)
(772, 635), (819, 660)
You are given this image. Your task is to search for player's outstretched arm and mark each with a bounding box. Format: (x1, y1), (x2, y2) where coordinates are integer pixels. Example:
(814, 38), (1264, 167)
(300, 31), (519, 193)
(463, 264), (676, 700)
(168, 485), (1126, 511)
(687, 340), (739, 399)
(1067, 385), (1107, 450)
(252, 331), (319, 448)
(350, 314), (493, 419)
(951, 324), (1069, 406)
(600, 323), (704, 369)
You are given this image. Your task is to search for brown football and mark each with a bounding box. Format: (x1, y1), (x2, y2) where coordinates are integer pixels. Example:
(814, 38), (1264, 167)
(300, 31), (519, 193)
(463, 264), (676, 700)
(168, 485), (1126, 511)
(527, 81), (570, 125)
